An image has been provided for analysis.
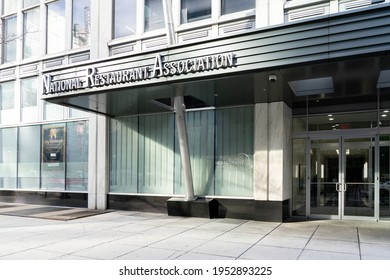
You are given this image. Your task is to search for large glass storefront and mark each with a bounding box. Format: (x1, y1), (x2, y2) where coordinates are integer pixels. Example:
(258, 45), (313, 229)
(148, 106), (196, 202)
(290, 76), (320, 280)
(109, 106), (254, 197)
(0, 121), (89, 191)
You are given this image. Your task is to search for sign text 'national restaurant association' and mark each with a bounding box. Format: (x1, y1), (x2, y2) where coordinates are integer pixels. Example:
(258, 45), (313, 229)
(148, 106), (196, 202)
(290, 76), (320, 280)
(42, 53), (236, 95)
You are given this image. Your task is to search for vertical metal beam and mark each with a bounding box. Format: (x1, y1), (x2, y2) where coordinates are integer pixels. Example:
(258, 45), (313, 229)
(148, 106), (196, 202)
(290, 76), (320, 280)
(174, 95), (196, 201)
(162, 0), (176, 45)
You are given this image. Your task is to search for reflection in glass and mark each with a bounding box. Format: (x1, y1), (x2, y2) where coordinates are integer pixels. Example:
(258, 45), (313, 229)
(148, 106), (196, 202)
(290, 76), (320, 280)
(23, 7), (40, 58)
(181, 0), (211, 23)
(114, 0), (137, 38)
(145, 0), (165, 32)
(72, 0), (91, 48)
(222, 0), (255, 15)
(47, 0), (65, 54)
(3, 15), (17, 63)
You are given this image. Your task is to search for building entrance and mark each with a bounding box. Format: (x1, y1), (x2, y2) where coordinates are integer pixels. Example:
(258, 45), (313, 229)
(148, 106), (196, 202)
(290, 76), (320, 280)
(309, 136), (376, 219)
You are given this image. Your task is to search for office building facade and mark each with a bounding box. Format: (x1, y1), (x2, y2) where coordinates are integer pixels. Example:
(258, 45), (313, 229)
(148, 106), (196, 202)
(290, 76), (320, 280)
(1, 0), (390, 222)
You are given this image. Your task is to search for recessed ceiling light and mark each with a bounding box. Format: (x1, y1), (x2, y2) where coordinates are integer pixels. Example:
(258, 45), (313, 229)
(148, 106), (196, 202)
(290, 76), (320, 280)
(329, 118), (334, 121)
(382, 114), (387, 117)
(384, 110), (389, 113)
(328, 114), (333, 117)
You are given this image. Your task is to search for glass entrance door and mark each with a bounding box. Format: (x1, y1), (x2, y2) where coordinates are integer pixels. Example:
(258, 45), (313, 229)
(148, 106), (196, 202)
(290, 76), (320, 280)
(310, 138), (340, 217)
(309, 136), (376, 219)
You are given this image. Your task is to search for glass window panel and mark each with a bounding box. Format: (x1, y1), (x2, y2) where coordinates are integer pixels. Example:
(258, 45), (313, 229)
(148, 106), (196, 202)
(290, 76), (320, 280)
(222, 0), (255, 15)
(0, 81), (16, 124)
(70, 108), (88, 118)
(72, 0), (91, 48)
(380, 135), (390, 219)
(215, 107), (254, 197)
(109, 117), (139, 193)
(293, 116), (307, 132)
(23, 0), (40, 8)
(293, 138), (306, 216)
(145, 0), (165, 32)
(47, 0), (65, 54)
(0, 81), (14, 110)
(138, 114), (175, 194)
(174, 110), (215, 196)
(66, 121), (88, 191)
(43, 101), (63, 120)
(18, 126), (40, 189)
(41, 123), (66, 190)
(3, 15), (17, 63)
(23, 7), (40, 59)
(2, 0), (17, 14)
(0, 128), (17, 189)
(110, 114), (175, 194)
(181, 0), (211, 24)
(114, 0), (137, 38)
(21, 77), (38, 122)
(21, 77), (37, 108)
(308, 111), (378, 131)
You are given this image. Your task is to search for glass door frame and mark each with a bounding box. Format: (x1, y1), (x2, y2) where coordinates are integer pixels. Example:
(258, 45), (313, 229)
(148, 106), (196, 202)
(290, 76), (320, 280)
(306, 130), (380, 220)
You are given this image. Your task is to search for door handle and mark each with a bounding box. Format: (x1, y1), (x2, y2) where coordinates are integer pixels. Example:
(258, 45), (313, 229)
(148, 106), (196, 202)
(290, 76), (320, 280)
(336, 183), (346, 192)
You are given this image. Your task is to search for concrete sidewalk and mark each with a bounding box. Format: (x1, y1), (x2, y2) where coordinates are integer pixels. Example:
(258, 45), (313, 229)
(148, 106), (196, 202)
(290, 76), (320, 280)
(0, 205), (390, 260)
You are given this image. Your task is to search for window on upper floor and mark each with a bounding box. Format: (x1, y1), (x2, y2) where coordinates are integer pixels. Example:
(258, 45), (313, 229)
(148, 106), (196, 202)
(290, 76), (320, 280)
(21, 77), (38, 108)
(21, 77), (38, 123)
(46, 0), (66, 54)
(221, 0), (255, 15)
(145, 0), (165, 32)
(114, 0), (137, 38)
(0, 80), (18, 124)
(2, 15), (17, 63)
(72, 0), (91, 48)
(23, 0), (40, 8)
(114, 0), (165, 39)
(23, 6), (40, 59)
(181, 0), (211, 24)
(2, 0), (17, 15)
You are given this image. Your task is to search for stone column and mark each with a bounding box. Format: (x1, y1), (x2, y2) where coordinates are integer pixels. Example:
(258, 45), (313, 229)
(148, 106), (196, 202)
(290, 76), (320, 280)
(254, 101), (292, 220)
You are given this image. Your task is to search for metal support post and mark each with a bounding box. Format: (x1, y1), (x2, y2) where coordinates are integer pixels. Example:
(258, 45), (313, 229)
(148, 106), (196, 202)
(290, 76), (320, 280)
(174, 95), (196, 201)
